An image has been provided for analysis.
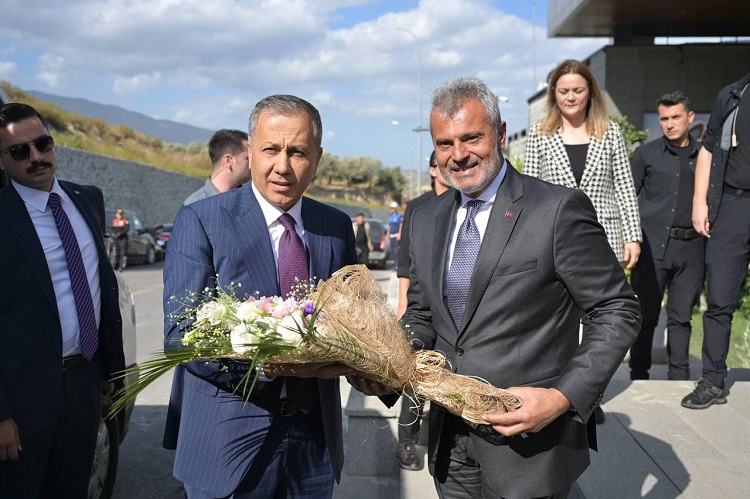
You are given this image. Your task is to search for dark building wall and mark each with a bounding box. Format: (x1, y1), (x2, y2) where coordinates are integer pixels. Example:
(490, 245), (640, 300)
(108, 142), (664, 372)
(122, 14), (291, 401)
(598, 43), (750, 129)
(55, 146), (204, 227)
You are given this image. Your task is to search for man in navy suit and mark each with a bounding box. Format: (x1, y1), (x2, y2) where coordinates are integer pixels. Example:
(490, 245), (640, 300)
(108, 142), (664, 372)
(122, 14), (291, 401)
(163, 94), (358, 498)
(0, 103), (125, 497)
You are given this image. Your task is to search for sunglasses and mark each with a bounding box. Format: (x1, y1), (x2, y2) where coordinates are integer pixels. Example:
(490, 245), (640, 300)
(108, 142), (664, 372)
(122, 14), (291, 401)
(0, 135), (55, 161)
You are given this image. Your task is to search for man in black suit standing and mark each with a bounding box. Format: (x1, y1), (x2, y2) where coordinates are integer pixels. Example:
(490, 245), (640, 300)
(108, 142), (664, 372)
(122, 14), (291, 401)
(355, 77), (640, 498)
(0, 103), (125, 497)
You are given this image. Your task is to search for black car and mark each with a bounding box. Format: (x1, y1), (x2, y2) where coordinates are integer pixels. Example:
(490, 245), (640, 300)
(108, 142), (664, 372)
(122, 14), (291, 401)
(150, 222), (173, 251)
(105, 208), (163, 266)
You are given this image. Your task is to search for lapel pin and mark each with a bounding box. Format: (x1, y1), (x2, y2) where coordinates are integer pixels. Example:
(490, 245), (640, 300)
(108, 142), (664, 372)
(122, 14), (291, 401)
(505, 210), (512, 219)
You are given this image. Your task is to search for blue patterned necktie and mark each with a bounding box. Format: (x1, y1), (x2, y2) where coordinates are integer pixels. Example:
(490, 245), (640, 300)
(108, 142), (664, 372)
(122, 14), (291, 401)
(48, 193), (99, 360)
(445, 199), (485, 329)
(277, 213), (316, 412)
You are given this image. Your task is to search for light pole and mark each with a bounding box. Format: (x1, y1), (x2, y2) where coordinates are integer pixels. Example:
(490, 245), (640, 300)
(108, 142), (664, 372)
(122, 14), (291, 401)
(397, 27), (424, 195)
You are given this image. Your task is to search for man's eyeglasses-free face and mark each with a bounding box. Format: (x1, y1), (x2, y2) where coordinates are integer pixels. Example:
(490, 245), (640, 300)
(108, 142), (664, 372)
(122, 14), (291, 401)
(0, 135), (55, 161)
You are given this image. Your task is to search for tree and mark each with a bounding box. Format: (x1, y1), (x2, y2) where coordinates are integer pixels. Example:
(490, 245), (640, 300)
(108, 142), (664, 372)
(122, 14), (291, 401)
(612, 115), (649, 157)
(375, 166), (406, 201)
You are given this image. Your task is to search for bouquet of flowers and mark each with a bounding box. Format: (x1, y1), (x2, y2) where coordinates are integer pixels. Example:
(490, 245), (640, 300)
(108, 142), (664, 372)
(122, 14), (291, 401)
(110, 265), (522, 424)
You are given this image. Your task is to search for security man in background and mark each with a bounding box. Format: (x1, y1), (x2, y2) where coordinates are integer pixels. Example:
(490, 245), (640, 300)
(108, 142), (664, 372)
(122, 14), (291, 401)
(629, 91), (704, 382)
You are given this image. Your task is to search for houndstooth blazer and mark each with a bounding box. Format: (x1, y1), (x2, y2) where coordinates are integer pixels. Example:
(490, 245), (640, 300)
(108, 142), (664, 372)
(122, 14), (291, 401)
(524, 120), (642, 261)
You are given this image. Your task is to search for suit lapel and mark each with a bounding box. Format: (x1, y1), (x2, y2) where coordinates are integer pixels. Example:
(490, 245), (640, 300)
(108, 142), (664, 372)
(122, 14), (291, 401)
(458, 166), (524, 339)
(225, 185), (279, 296)
(432, 191), (460, 332)
(0, 185), (58, 313)
(551, 130), (578, 188)
(59, 182), (108, 263)
(302, 198), (332, 283)
(579, 132), (606, 190)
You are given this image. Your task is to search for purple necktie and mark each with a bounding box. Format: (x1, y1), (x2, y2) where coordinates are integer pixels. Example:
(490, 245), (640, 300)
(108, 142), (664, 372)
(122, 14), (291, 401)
(48, 193), (99, 360)
(277, 213), (316, 412)
(445, 199), (485, 329)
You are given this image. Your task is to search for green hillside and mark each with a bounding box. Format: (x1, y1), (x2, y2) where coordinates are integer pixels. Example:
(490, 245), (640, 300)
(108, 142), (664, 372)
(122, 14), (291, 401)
(3, 81), (213, 178)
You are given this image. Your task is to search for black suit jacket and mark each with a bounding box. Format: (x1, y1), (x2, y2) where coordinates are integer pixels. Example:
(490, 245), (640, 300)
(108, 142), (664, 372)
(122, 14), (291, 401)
(402, 165), (640, 498)
(0, 180), (124, 434)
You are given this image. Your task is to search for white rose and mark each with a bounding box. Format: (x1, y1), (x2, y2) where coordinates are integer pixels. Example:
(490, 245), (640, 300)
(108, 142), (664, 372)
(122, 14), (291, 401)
(277, 311), (305, 347)
(196, 301), (232, 326)
(230, 324), (260, 354)
(235, 301), (260, 322)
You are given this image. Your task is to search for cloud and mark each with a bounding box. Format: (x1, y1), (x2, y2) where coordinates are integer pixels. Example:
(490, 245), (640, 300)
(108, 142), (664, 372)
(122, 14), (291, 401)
(0, 0), (609, 165)
(0, 61), (17, 80)
(36, 53), (66, 89)
(113, 72), (162, 95)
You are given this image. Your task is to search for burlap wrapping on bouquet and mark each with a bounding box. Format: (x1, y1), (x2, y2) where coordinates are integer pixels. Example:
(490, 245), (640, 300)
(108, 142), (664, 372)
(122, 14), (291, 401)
(269, 264), (522, 425)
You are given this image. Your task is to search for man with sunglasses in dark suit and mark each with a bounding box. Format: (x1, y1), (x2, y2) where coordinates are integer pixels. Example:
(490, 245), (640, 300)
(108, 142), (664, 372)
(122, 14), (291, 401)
(0, 103), (125, 497)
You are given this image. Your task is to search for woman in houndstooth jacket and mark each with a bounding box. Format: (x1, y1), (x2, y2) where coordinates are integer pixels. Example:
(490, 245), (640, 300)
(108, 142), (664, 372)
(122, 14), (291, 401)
(524, 59), (642, 267)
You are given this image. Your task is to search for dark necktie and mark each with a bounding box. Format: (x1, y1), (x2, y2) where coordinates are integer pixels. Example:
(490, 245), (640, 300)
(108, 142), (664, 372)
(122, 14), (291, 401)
(277, 213), (316, 412)
(445, 199), (485, 329)
(48, 193), (99, 360)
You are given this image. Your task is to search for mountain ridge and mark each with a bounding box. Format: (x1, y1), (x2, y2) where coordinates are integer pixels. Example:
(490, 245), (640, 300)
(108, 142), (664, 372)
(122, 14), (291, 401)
(28, 90), (213, 145)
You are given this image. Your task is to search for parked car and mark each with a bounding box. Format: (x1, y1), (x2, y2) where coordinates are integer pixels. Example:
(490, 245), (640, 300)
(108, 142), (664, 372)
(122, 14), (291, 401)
(105, 208), (163, 266)
(150, 222), (173, 251)
(93, 239), (139, 499)
(352, 217), (391, 269)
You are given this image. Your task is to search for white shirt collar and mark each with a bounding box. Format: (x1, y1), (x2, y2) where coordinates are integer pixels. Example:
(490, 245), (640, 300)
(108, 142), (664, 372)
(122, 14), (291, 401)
(251, 181), (304, 229)
(12, 177), (67, 213)
(457, 159), (508, 208)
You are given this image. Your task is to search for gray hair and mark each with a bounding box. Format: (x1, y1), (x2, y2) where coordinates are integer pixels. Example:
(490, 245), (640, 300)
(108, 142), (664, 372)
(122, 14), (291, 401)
(248, 94), (323, 147)
(429, 77), (502, 132)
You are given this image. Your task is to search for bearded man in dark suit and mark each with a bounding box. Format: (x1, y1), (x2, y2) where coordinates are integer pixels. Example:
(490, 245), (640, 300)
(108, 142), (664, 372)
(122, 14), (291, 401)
(353, 77), (640, 498)
(0, 103), (125, 497)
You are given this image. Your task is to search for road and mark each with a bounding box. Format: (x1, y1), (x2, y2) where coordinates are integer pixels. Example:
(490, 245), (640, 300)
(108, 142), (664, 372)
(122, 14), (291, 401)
(111, 262), (395, 498)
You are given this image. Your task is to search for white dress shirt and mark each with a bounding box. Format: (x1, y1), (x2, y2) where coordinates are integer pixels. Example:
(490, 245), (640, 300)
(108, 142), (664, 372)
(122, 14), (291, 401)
(13, 178), (102, 357)
(250, 182), (307, 387)
(251, 182), (308, 271)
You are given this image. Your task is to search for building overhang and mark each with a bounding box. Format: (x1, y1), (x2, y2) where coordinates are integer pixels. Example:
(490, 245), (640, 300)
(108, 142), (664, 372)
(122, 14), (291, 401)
(549, 0), (750, 39)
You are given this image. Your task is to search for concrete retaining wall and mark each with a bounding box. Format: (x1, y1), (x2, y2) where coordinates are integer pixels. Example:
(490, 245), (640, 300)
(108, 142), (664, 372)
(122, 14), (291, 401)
(55, 146), (204, 227)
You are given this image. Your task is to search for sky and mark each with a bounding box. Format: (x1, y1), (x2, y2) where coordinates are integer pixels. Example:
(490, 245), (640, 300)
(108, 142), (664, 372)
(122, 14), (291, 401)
(0, 0), (610, 177)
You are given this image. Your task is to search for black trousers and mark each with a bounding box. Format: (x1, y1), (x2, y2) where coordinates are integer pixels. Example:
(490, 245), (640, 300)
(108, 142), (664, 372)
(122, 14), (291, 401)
(355, 245), (369, 265)
(630, 234), (705, 380)
(0, 359), (102, 499)
(702, 193), (750, 387)
(114, 236), (128, 270)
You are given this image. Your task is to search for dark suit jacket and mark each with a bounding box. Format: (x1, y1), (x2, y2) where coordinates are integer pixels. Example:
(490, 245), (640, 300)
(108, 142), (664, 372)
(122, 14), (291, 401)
(0, 180), (124, 434)
(162, 183), (357, 497)
(403, 165), (640, 498)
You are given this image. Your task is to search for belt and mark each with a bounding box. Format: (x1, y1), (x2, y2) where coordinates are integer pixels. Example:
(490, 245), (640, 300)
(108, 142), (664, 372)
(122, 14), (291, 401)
(669, 227), (700, 240)
(277, 398), (304, 417)
(62, 354), (83, 371)
(724, 183), (750, 198)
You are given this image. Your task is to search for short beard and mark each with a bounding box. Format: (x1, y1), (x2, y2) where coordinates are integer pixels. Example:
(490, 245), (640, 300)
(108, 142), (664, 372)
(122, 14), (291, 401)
(442, 151), (503, 197)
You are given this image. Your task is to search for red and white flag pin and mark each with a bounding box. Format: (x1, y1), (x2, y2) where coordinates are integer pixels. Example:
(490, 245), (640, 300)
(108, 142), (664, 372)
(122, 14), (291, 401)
(505, 210), (513, 219)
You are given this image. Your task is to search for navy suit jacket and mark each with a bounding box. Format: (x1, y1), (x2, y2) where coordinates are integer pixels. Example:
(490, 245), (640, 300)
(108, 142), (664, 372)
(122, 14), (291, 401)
(162, 183), (357, 496)
(0, 180), (124, 434)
